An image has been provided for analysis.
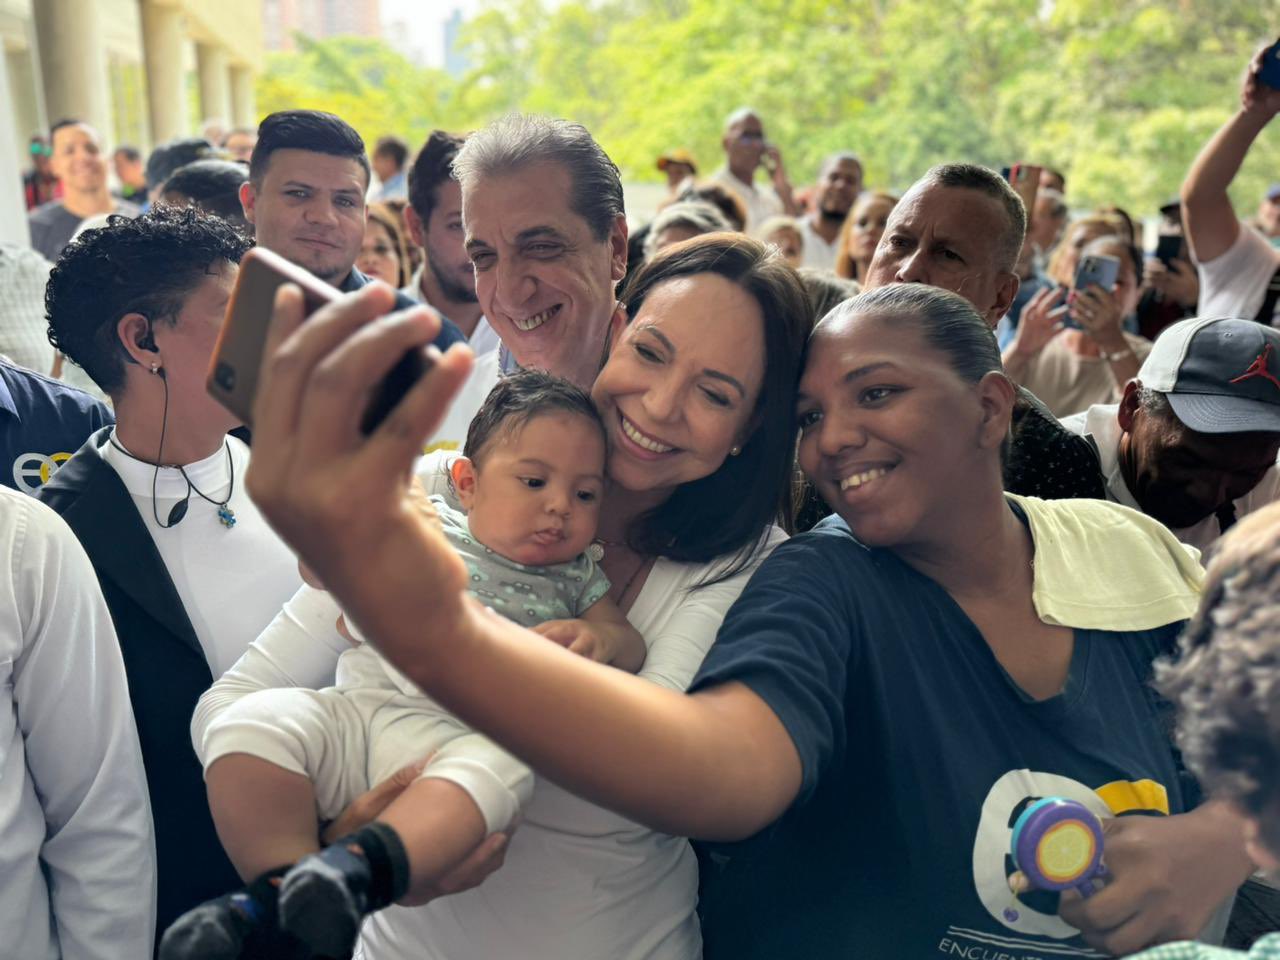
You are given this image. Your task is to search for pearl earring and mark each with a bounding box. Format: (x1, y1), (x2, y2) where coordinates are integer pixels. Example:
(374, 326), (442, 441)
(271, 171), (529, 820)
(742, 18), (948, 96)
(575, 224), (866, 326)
(730, 445), (742, 456)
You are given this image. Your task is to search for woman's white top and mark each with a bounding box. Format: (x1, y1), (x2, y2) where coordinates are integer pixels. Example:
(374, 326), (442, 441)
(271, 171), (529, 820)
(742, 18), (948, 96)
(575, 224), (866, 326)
(101, 432), (303, 677)
(194, 489), (786, 960)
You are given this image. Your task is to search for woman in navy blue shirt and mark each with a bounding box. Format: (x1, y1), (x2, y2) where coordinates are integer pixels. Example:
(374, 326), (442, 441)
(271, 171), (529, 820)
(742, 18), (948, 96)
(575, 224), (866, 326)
(243, 281), (1250, 959)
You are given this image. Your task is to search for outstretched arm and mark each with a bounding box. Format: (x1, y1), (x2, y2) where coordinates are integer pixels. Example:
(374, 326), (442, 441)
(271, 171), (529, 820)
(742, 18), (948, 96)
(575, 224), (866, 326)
(1181, 44), (1280, 264)
(245, 283), (804, 842)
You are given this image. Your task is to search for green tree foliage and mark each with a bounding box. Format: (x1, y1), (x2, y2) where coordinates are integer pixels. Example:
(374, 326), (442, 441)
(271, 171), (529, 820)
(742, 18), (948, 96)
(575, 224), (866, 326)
(257, 2), (1279, 218)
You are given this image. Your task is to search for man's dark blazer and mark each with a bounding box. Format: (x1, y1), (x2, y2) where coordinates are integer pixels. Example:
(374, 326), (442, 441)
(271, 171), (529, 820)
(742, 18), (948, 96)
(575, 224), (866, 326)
(38, 428), (242, 940)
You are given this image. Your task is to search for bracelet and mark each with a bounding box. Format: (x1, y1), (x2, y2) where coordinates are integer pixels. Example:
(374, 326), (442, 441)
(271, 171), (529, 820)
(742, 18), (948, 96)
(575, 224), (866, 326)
(1101, 347), (1134, 362)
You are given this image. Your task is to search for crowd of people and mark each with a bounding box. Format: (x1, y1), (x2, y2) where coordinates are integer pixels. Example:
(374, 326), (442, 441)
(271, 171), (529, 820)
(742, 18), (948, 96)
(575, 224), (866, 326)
(2, 37), (1280, 960)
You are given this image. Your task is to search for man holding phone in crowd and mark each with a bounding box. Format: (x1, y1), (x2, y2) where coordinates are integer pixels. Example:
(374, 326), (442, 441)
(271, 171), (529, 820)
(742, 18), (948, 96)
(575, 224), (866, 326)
(1181, 42), (1280, 328)
(238, 110), (465, 352)
(710, 108), (798, 231)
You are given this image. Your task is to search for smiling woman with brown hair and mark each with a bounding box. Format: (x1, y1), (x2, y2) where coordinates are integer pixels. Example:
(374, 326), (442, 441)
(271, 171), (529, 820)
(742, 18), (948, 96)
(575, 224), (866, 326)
(183, 234), (810, 960)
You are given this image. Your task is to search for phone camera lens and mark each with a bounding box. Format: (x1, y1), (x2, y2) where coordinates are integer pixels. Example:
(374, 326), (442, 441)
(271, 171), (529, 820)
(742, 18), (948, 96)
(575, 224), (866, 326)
(214, 363), (236, 391)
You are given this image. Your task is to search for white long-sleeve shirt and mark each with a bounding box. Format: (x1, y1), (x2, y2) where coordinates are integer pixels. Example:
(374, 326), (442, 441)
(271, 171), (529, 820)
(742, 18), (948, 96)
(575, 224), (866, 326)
(193, 497), (786, 959)
(0, 487), (155, 959)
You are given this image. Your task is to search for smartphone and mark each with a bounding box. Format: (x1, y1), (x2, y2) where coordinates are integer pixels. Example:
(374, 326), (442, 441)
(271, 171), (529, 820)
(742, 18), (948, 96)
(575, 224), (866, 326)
(1002, 163), (1041, 215)
(1154, 234), (1183, 268)
(1259, 39), (1280, 90)
(1073, 253), (1120, 295)
(208, 246), (434, 434)
(1063, 254), (1120, 330)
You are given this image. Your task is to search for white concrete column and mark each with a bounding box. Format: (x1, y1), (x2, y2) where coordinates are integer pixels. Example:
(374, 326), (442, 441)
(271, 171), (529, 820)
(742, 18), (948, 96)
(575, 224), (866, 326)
(140, 0), (190, 144)
(0, 47), (31, 246)
(229, 64), (256, 129)
(30, 0), (112, 137)
(196, 42), (230, 128)
(6, 47), (43, 170)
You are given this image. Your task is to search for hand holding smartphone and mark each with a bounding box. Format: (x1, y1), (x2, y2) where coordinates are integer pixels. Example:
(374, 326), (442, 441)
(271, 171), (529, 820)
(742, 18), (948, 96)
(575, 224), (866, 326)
(1258, 39), (1280, 90)
(1153, 234), (1184, 269)
(208, 247), (435, 434)
(1065, 253), (1120, 330)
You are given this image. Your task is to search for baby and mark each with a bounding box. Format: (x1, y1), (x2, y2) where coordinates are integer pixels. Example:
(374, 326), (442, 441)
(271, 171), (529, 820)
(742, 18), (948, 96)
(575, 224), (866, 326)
(1135, 502), (1280, 960)
(162, 370), (643, 960)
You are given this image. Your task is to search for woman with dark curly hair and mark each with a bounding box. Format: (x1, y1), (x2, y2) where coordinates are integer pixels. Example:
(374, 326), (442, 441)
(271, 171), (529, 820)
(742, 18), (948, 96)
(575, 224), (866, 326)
(37, 206), (307, 938)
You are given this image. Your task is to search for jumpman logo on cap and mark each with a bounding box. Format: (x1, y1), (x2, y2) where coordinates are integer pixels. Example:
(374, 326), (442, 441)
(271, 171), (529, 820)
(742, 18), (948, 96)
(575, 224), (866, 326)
(1229, 344), (1280, 392)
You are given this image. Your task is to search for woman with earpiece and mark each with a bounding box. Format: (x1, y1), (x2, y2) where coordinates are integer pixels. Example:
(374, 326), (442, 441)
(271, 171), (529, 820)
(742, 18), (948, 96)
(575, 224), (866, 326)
(36, 207), (307, 939)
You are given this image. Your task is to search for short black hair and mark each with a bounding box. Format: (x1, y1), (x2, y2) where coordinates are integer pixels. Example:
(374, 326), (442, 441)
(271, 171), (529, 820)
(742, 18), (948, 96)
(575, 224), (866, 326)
(146, 137), (217, 191)
(374, 135), (409, 169)
(46, 206), (251, 395)
(250, 110), (370, 187)
(160, 159), (252, 233)
(463, 369), (605, 467)
(49, 118), (87, 142)
(916, 163), (1027, 274)
(407, 130), (464, 226)
(114, 145), (142, 163)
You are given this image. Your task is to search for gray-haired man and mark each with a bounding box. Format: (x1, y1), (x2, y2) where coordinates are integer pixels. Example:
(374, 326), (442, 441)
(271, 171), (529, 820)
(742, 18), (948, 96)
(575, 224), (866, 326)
(426, 114), (630, 450)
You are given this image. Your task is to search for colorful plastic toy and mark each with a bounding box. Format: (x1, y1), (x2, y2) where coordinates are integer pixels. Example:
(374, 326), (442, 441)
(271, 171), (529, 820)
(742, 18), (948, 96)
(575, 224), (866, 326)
(1010, 797), (1107, 898)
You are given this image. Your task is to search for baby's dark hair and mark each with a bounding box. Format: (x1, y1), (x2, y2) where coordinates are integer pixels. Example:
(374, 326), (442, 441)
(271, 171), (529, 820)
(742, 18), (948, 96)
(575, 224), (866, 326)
(463, 369), (606, 466)
(1156, 502), (1280, 856)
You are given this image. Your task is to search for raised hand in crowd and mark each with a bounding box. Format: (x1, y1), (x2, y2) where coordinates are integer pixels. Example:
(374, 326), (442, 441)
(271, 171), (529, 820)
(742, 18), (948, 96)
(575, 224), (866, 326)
(1002, 285), (1067, 373)
(1144, 256), (1199, 309)
(762, 142), (797, 215)
(1242, 40), (1280, 116)
(1068, 282), (1128, 350)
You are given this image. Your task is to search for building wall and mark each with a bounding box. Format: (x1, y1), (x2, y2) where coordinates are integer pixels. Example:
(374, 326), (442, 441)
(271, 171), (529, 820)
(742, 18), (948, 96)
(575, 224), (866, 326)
(263, 0), (382, 51)
(2, 0), (262, 172)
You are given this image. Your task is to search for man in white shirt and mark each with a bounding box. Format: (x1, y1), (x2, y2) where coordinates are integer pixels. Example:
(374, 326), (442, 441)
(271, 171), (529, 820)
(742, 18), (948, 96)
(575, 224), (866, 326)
(799, 152), (862, 271)
(400, 130), (499, 359)
(1062, 316), (1280, 555)
(709, 107), (797, 232)
(0, 486), (155, 959)
(1181, 46), (1280, 327)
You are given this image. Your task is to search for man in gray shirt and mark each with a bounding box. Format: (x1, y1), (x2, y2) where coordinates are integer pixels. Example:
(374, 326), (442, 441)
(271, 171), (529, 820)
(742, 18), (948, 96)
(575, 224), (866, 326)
(28, 120), (138, 262)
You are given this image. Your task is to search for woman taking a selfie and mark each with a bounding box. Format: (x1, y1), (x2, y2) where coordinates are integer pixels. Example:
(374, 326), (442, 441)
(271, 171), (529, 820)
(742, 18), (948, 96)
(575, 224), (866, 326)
(191, 234), (809, 959)
(243, 278), (1251, 958)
